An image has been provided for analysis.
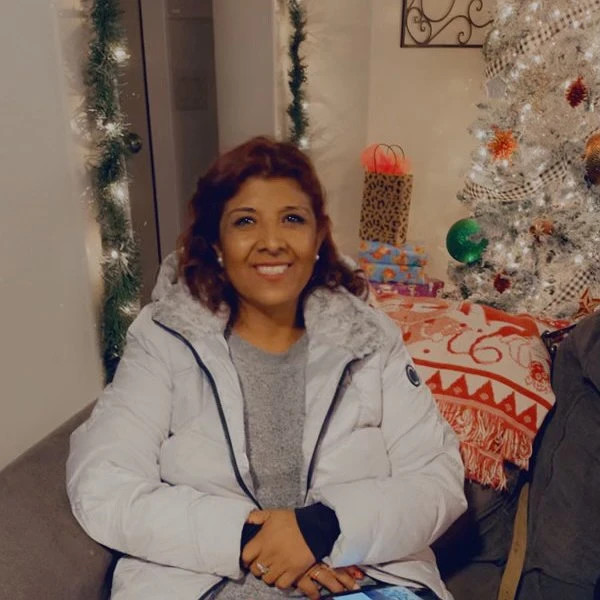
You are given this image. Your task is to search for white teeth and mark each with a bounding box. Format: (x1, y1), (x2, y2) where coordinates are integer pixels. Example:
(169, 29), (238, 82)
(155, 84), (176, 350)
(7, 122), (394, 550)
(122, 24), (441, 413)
(256, 265), (289, 275)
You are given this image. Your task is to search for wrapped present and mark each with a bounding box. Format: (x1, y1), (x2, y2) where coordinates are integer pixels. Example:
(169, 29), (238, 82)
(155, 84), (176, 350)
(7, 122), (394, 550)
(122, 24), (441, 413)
(358, 144), (413, 246)
(370, 279), (445, 299)
(358, 239), (427, 267)
(359, 259), (427, 284)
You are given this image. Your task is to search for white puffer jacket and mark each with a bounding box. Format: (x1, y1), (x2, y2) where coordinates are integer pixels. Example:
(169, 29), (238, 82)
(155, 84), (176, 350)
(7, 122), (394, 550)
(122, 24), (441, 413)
(67, 261), (466, 600)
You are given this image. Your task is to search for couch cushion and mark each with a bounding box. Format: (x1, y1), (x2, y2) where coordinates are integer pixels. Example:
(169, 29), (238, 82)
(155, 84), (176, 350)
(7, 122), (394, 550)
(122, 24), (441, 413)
(0, 403), (115, 599)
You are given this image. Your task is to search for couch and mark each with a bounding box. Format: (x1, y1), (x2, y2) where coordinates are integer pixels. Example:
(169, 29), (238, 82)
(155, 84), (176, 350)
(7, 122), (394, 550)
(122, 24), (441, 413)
(1, 313), (598, 600)
(0, 405), (115, 599)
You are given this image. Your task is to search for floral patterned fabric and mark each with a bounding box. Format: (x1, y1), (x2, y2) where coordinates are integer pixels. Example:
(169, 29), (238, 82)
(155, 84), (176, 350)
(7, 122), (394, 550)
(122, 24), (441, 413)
(372, 295), (570, 489)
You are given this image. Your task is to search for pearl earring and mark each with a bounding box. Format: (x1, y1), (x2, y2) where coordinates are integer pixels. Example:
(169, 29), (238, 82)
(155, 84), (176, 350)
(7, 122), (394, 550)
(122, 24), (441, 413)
(315, 253), (320, 261)
(217, 254), (224, 267)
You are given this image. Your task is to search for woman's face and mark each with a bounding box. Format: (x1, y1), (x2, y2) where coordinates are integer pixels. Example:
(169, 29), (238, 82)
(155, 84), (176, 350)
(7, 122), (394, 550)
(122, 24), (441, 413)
(215, 177), (323, 321)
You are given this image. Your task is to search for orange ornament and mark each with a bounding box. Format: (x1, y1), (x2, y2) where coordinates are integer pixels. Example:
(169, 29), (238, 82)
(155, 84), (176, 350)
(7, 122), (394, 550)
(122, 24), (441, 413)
(488, 126), (518, 161)
(584, 132), (600, 185)
(529, 218), (555, 241)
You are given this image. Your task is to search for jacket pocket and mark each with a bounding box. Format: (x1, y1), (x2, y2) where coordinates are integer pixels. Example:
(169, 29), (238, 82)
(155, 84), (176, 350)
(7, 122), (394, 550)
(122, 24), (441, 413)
(314, 426), (391, 486)
(159, 422), (239, 496)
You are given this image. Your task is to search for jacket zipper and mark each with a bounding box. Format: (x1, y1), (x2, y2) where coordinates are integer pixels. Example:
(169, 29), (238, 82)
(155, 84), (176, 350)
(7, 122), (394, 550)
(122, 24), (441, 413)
(304, 358), (359, 503)
(153, 319), (262, 509)
(197, 577), (228, 600)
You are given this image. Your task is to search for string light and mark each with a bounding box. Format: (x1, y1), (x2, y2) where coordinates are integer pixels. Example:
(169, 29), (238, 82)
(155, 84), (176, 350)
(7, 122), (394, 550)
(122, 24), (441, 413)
(111, 44), (129, 64)
(110, 181), (129, 203)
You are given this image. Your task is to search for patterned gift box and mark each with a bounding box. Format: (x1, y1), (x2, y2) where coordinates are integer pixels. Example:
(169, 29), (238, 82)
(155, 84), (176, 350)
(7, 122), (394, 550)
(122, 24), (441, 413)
(359, 260), (428, 285)
(358, 239), (427, 267)
(370, 279), (445, 299)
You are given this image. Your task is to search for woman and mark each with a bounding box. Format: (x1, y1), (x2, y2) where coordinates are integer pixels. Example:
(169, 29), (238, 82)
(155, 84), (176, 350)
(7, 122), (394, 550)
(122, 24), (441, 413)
(67, 136), (466, 600)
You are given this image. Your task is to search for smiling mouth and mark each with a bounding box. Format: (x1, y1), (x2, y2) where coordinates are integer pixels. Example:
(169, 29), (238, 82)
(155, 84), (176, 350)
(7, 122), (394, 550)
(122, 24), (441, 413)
(254, 264), (291, 275)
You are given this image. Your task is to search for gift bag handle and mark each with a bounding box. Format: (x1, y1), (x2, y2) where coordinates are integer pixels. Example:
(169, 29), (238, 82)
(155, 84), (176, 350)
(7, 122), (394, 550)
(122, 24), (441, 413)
(372, 143), (406, 174)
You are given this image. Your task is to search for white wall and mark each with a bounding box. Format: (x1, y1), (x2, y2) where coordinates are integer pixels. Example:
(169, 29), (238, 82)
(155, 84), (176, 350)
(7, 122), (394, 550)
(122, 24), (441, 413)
(0, 3), (103, 469)
(304, 0), (373, 258)
(212, 0), (278, 151)
(367, 1), (484, 281)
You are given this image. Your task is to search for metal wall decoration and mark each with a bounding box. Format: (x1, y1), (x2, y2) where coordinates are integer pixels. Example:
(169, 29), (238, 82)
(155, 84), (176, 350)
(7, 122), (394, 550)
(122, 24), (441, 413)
(401, 0), (494, 48)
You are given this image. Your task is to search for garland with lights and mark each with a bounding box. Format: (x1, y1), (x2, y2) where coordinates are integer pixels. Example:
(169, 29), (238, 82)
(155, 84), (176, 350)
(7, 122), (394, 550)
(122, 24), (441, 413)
(86, 0), (141, 381)
(286, 0), (309, 147)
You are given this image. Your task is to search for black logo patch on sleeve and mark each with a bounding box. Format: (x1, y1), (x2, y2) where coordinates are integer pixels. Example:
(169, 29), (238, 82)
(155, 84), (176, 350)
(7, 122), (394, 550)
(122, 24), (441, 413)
(406, 364), (421, 387)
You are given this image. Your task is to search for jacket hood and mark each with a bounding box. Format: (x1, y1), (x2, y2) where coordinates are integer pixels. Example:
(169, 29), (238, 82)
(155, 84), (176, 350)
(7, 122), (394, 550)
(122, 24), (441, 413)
(150, 252), (386, 359)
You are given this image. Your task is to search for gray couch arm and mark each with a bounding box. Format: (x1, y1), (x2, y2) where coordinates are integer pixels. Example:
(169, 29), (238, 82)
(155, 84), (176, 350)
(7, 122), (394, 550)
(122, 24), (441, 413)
(0, 403), (115, 599)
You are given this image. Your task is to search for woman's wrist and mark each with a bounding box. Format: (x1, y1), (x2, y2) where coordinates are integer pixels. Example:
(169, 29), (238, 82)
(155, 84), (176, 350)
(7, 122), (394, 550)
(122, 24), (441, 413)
(294, 502), (340, 561)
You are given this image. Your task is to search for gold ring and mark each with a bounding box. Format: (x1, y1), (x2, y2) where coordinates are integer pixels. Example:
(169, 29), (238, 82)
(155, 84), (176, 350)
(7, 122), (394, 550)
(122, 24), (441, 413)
(256, 562), (269, 575)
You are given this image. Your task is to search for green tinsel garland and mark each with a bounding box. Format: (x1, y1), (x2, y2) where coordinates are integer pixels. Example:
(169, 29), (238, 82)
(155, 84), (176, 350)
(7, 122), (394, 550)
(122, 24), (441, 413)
(86, 0), (141, 382)
(287, 0), (309, 145)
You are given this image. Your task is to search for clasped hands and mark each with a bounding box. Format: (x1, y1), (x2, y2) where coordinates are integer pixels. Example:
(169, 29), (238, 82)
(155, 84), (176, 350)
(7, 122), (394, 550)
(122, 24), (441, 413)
(241, 508), (362, 599)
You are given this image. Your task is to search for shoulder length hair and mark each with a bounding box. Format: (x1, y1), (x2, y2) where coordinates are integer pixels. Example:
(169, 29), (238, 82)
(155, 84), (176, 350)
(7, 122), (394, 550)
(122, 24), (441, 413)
(178, 136), (366, 317)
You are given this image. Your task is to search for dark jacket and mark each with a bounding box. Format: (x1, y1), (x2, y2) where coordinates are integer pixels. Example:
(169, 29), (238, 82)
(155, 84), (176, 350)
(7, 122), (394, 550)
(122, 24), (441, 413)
(523, 311), (600, 596)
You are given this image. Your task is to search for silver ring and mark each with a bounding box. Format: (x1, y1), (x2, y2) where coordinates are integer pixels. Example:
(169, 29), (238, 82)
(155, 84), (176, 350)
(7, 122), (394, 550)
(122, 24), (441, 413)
(256, 562), (269, 575)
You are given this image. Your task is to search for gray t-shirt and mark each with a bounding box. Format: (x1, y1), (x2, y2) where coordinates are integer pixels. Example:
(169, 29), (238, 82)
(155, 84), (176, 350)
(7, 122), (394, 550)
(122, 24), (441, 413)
(214, 330), (308, 599)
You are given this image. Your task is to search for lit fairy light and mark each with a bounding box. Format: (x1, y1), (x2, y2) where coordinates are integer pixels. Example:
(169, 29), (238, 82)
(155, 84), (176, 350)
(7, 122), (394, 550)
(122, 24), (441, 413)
(528, 1), (539, 11)
(106, 248), (132, 273)
(103, 121), (121, 136)
(498, 4), (514, 22)
(110, 181), (129, 203)
(111, 44), (130, 64)
(301, 101), (309, 110)
(298, 136), (309, 149)
(574, 254), (584, 265)
(551, 8), (561, 19)
(120, 302), (140, 316)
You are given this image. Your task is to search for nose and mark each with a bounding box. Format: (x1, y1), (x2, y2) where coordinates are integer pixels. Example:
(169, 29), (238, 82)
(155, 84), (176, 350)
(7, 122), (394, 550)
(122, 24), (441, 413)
(256, 220), (286, 253)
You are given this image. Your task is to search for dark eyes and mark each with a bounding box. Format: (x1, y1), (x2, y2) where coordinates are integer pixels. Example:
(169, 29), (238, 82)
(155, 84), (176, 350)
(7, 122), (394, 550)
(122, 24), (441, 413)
(233, 216), (254, 227)
(284, 213), (306, 224)
(233, 214), (306, 227)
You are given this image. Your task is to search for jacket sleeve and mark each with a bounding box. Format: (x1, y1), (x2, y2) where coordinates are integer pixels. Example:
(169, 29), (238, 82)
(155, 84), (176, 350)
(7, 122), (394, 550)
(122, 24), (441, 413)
(310, 326), (467, 567)
(66, 309), (255, 579)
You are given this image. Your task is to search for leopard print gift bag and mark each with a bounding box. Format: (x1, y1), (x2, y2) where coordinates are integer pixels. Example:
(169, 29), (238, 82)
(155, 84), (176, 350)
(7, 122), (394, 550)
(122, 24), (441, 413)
(359, 144), (413, 246)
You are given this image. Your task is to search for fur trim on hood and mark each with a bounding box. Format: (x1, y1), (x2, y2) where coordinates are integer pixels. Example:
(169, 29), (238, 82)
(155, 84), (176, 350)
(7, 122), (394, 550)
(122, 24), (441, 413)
(150, 252), (386, 359)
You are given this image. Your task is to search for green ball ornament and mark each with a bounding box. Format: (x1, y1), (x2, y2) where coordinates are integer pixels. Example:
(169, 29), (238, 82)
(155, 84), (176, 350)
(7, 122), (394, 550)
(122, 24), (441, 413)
(446, 218), (488, 264)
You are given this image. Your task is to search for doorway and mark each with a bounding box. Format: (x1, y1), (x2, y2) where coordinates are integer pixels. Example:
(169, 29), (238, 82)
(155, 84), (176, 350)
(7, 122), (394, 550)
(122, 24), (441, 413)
(120, 0), (219, 302)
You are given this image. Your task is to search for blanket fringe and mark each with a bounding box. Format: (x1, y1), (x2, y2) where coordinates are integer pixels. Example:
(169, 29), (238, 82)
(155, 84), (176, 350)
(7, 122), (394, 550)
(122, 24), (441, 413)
(435, 398), (533, 489)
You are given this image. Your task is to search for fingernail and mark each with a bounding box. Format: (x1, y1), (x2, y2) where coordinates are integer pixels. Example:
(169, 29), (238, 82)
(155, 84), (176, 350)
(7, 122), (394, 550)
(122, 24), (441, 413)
(352, 583), (360, 590)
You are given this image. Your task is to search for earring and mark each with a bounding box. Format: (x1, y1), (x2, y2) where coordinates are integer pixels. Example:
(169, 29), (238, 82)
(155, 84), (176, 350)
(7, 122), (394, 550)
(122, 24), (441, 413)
(315, 253), (320, 261)
(217, 254), (224, 267)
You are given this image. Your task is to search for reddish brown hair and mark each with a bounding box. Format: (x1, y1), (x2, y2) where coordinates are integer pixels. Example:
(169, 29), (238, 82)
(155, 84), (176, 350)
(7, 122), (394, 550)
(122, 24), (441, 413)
(178, 136), (366, 317)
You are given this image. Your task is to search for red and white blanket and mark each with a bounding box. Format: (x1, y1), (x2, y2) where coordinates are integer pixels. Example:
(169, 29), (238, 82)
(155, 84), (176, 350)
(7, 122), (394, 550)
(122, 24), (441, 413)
(374, 294), (570, 488)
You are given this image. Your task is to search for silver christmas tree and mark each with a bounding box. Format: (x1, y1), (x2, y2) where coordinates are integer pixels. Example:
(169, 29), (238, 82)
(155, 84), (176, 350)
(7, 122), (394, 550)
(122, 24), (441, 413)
(449, 0), (600, 319)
